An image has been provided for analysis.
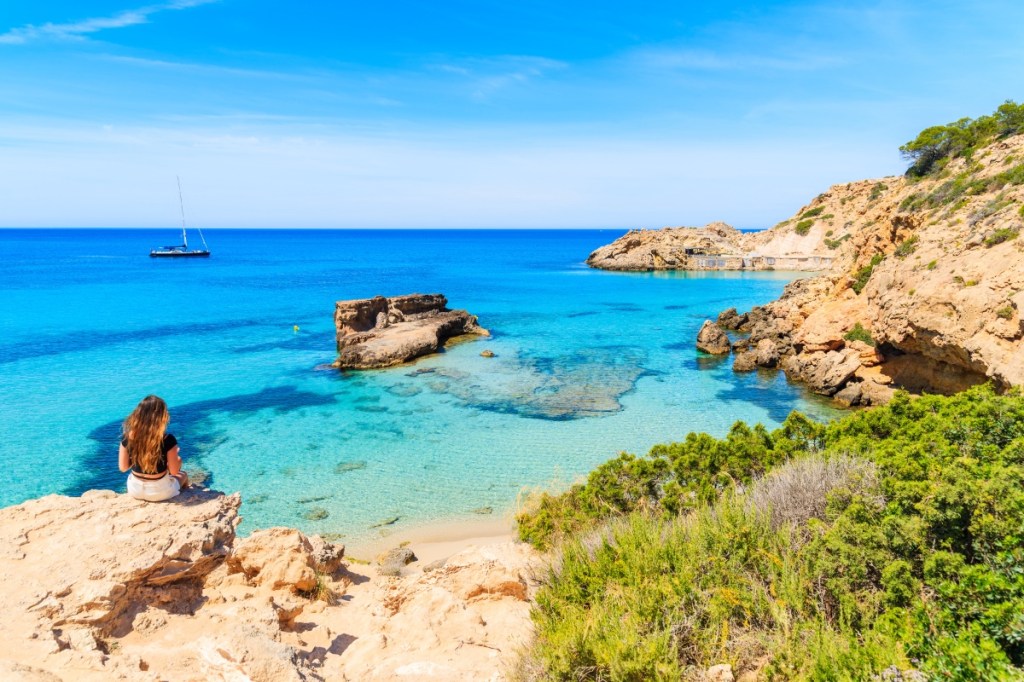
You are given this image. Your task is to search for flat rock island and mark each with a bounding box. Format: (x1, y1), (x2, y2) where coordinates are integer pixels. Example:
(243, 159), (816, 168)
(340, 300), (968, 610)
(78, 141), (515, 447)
(334, 293), (489, 369)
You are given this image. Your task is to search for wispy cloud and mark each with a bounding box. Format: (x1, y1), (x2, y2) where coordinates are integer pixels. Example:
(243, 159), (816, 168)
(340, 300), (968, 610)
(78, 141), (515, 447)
(429, 56), (567, 101)
(628, 47), (844, 73)
(0, 0), (217, 45)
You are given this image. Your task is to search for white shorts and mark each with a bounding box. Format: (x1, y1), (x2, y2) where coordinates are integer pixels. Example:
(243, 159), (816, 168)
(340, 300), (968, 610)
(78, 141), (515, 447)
(127, 473), (181, 502)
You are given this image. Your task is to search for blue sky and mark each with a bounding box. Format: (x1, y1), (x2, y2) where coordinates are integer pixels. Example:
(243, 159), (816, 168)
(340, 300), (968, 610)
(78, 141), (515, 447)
(1, 1), (1022, 228)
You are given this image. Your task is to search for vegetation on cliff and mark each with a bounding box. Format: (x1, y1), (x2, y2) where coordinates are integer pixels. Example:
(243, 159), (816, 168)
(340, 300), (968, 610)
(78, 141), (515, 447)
(516, 386), (1024, 680)
(900, 100), (1024, 176)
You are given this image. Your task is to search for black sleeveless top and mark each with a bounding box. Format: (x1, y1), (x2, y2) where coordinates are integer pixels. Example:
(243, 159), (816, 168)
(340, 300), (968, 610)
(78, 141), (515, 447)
(122, 433), (177, 476)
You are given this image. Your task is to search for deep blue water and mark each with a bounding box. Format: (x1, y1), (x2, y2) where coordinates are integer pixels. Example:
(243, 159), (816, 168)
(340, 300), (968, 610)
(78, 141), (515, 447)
(0, 229), (838, 544)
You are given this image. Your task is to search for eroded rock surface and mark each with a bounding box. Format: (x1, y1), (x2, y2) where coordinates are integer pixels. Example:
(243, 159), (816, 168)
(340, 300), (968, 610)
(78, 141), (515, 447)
(0, 489), (538, 681)
(334, 293), (488, 370)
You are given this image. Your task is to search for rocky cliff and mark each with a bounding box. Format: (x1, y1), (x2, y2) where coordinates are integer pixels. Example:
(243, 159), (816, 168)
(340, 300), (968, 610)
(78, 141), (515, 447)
(705, 132), (1024, 404)
(0, 489), (538, 681)
(334, 293), (488, 370)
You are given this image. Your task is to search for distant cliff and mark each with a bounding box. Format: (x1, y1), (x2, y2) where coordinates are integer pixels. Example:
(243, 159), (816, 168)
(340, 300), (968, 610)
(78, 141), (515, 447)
(586, 219), (838, 272)
(706, 107), (1024, 404)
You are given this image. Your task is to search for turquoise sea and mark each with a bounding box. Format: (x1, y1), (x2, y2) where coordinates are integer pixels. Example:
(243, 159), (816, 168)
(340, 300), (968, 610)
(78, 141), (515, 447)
(0, 229), (839, 544)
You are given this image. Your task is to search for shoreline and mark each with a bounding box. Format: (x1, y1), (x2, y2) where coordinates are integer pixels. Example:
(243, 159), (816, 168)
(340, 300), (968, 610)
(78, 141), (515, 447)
(344, 512), (519, 566)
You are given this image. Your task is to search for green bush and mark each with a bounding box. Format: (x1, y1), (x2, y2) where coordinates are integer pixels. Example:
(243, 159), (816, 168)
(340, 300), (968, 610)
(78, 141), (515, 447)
(927, 259), (938, 270)
(996, 305), (1015, 320)
(825, 234), (851, 250)
(984, 228), (1019, 247)
(894, 235), (919, 258)
(852, 254), (884, 294)
(868, 182), (888, 201)
(801, 206), (825, 219)
(843, 322), (875, 346)
(519, 386), (1024, 681)
(794, 219), (814, 236)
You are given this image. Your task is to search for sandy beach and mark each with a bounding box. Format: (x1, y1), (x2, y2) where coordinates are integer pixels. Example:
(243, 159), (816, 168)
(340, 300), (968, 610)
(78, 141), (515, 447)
(346, 514), (519, 569)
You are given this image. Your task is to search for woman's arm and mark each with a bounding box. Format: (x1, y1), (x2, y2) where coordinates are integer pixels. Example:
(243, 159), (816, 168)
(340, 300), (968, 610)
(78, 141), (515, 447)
(118, 442), (131, 472)
(166, 445), (182, 476)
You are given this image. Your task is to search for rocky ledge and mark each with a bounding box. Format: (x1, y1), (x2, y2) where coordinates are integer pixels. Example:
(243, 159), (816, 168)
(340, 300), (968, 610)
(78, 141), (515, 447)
(0, 488), (538, 681)
(334, 293), (489, 370)
(694, 131), (1024, 405)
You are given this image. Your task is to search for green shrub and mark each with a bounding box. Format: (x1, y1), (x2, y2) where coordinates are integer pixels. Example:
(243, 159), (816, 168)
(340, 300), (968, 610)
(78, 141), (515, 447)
(984, 227), (1020, 247)
(801, 206), (825, 219)
(519, 387), (1024, 681)
(852, 254), (884, 294)
(927, 259), (938, 270)
(844, 322), (875, 346)
(996, 305), (1015, 320)
(868, 182), (888, 201)
(825, 234), (851, 250)
(795, 219), (814, 236)
(894, 235), (919, 258)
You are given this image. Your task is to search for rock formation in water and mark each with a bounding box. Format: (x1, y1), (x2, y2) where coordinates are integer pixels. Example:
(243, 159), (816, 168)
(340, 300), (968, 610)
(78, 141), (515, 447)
(696, 320), (731, 355)
(586, 220), (837, 272)
(0, 488), (538, 681)
(334, 293), (488, 370)
(699, 132), (1024, 404)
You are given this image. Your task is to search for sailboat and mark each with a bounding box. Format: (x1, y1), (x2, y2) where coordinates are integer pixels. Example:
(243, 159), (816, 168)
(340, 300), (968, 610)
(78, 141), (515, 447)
(150, 177), (211, 258)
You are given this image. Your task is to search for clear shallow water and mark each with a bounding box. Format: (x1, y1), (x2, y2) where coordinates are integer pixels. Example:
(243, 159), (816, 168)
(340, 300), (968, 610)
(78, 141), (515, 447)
(0, 229), (839, 544)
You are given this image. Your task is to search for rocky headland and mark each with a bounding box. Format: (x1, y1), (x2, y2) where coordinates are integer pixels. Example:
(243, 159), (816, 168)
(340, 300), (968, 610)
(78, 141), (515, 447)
(696, 131), (1024, 404)
(586, 220), (836, 272)
(334, 293), (488, 370)
(0, 488), (538, 681)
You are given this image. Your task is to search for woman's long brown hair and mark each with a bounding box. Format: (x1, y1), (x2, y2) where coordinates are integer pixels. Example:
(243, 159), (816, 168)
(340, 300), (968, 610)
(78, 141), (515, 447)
(122, 395), (169, 474)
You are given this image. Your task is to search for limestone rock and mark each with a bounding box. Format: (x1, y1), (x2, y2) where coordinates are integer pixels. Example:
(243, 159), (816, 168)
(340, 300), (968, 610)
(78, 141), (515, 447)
(586, 221), (834, 272)
(833, 381), (863, 407)
(230, 527), (318, 592)
(0, 488), (541, 682)
(733, 351), (757, 372)
(717, 307), (748, 330)
(327, 542), (540, 681)
(377, 547), (417, 577)
(334, 293), (488, 370)
(697, 320), (731, 355)
(307, 534), (346, 574)
(704, 132), (1024, 403)
(755, 338), (780, 368)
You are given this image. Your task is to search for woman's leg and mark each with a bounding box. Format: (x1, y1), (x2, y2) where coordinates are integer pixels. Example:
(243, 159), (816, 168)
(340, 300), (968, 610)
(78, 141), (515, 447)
(173, 471), (190, 489)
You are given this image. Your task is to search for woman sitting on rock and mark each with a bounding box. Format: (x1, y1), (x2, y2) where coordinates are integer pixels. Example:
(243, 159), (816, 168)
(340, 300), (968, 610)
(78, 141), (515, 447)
(118, 395), (189, 501)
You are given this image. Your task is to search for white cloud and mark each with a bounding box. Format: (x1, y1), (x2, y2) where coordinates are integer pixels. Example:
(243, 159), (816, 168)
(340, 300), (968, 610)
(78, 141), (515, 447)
(0, 0), (218, 45)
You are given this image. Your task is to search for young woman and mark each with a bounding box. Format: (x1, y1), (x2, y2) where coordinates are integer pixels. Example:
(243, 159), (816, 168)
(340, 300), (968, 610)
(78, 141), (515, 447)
(119, 395), (190, 501)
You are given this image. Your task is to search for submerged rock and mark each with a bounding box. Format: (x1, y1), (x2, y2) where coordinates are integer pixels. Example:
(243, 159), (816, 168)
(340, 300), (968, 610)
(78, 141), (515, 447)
(334, 293), (489, 370)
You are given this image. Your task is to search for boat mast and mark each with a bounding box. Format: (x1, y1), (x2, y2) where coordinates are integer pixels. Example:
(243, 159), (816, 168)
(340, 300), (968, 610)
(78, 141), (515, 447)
(177, 175), (189, 249)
